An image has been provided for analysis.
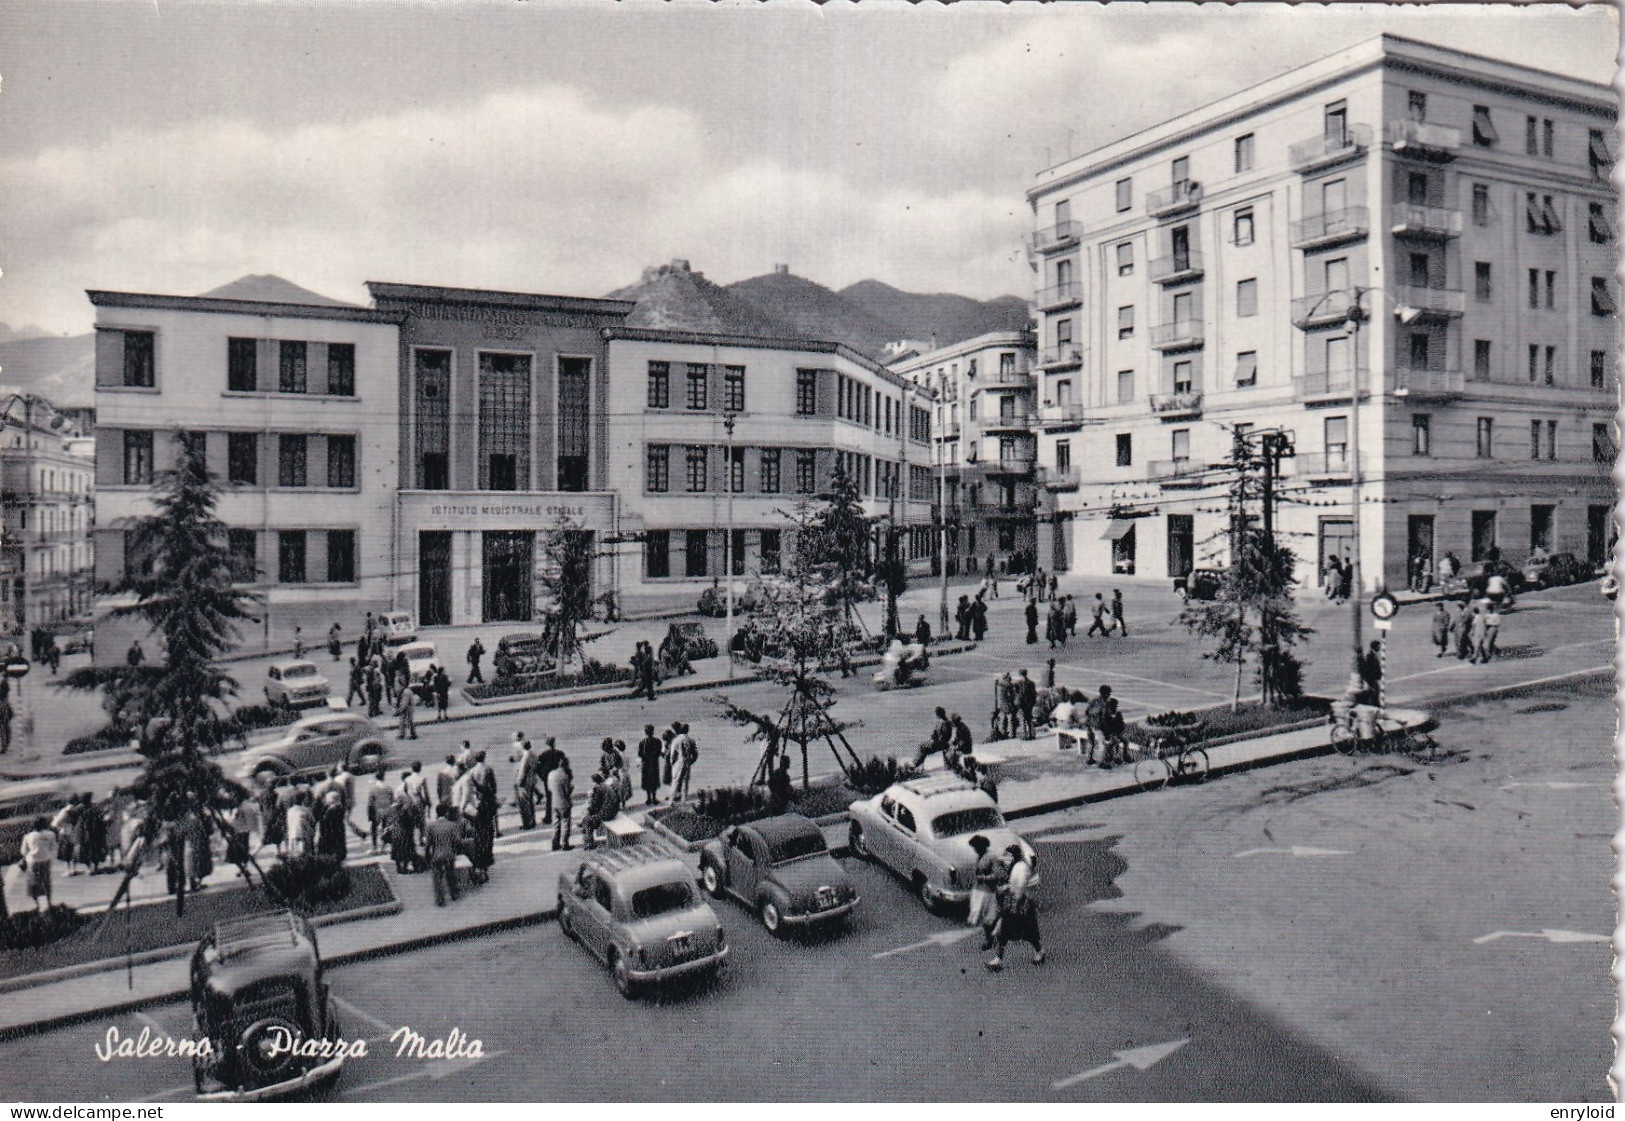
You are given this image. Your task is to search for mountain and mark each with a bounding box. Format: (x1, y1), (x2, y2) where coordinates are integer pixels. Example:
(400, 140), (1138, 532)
(0, 323), (50, 344)
(726, 269), (905, 359)
(0, 333), (96, 408)
(606, 259), (793, 338)
(839, 280), (1032, 350)
(198, 274), (356, 307)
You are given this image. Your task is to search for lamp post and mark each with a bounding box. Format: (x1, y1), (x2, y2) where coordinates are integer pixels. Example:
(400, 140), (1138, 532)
(723, 412), (737, 681)
(937, 422), (949, 638)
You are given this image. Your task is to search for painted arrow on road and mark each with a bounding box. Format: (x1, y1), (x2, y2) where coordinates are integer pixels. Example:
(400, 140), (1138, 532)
(871, 928), (979, 959)
(1233, 846), (1350, 858)
(1053, 1038), (1190, 1089)
(1473, 929), (1610, 945)
(1499, 781), (1606, 791)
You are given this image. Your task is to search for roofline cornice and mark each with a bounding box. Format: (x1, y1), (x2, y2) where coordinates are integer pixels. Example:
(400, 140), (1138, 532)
(86, 290), (404, 324)
(366, 281), (635, 318)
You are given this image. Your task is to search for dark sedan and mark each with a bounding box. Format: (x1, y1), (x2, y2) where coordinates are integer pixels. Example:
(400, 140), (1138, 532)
(699, 814), (859, 935)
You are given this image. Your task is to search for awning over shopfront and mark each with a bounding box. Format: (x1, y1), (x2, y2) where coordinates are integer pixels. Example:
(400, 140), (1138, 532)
(1101, 520), (1137, 541)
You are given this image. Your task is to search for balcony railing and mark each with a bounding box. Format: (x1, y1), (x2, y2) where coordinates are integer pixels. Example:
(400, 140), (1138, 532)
(1390, 203), (1463, 239)
(1289, 124), (1373, 172)
(1038, 402), (1086, 427)
(1149, 391), (1203, 418)
(1037, 466), (1081, 489)
(986, 365), (1034, 386)
(1291, 288), (1361, 328)
(986, 453), (1036, 474)
(982, 412), (1037, 432)
(1030, 220), (1082, 254)
(1038, 344), (1083, 370)
(1149, 251), (1205, 285)
(1291, 206), (1370, 249)
(1035, 281), (1082, 310)
(1387, 120), (1462, 159)
(1146, 180), (1204, 218)
(1296, 451), (1353, 478)
(1146, 458), (1204, 483)
(1390, 365), (1465, 398)
(1149, 319), (1205, 350)
(1392, 283), (1465, 318)
(1294, 369), (1372, 403)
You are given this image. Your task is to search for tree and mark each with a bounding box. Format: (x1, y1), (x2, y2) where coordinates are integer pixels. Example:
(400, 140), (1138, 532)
(63, 435), (264, 915)
(797, 462), (875, 625)
(535, 515), (598, 669)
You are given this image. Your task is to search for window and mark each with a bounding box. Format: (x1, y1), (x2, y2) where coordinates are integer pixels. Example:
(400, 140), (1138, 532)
(122, 430), (153, 485)
(221, 432), (256, 485)
(1542, 194), (1563, 233)
(1324, 416), (1348, 465)
(1236, 278), (1258, 318)
(1114, 433), (1131, 467)
(1233, 208), (1254, 246)
(1115, 178), (1132, 212)
(1412, 414), (1431, 456)
(682, 363), (710, 410)
(228, 338), (257, 392)
(1544, 118), (1555, 158)
(1530, 419), (1544, 461)
(278, 434), (307, 487)
(278, 531), (307, 584)
(414, 348), (450, 490)
(760, 528), (781, 575)
(327, 530), (356, 584)
(1476, 417), (1494, 458)
(278, 341), (307, 394)
(1591, 277), (1616, 316)
(1172, 291), (1193, 324)
(1324, 256), (1349, 292)
(1526, 192), (1544, 233)
(1475, 262), (1492, 301)
(647, 361), (670, 408)
(1055, 379), (1072, 405)
(1474, 340), (1492, 381)
(1590, 128), (1612, 180)
(795, 449), (816, 494)
(1235, 351), (1258, 388)
(326, 435), (356, 489)
(644, 529), (670, 579)
(968, 393), (979, 421)
(1172, 360), (1193, 395)
(1527, 344), (1540, 383)
(1589, 202), (1613, 244)
(1324, 100), (1348, 142)
(1234, 133), (1254, 172)
(1547, 420), (1559, 460)
(1409, 252), (1431, 288)
(1170, 428), (1190, 463)
(1591, 350), (1607, 389)
(1402, 90), (1425, 120)
(1472, 105), (1497, 147)
(1409, 332), (1430, 368)
(760, 447), (781, 493)
(1116, 242), (1133, 276)
(226, 529), (257, 582)
(1525, 115), (1539, 156)
(1117, 306), (1134, 339)
(1472, 183), (1490, 225)
(685, 445), (708, 492)
(728, 446), (745, 493)
(1054, 199), (1070, 226)
(1528, 268), (1541, 309)
(685, 530), (709, 578)
(1170, 155), (1190, 188)
(1408, 170), (1429, 206)
(1055, 317), (1073, 345)
(1545, 270), (1557, 309)
(326, 344), (355, 396)
(478, 352), (530, 491)
(1116, 369), (1135, 404)
(1545, 345), (1556, 386)
(1594, 422), (1613, 462)
(723, 365), (745, 413)
(795, 369), (817, 416)
(645, 445), (669, 492)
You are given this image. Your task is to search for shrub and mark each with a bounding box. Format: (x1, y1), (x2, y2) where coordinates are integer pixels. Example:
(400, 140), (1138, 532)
(263, 854), (352, 907)
(0, 904), (86, 951)
(63, 726), (132, 756)
(464, 659), (630, 701)
(847, 755), (917, 795)
(231, 703), (300, 734)
(694, 785), (772, 826)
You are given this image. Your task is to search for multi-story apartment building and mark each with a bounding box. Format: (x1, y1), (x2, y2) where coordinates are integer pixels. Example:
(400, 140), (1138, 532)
(891, 331), (1040, 574)
(1027, 35), (1617, 592)
(0, 396), (94, 629)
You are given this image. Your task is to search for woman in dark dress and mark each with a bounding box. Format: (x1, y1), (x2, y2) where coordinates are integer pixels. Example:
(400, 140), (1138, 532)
(78, 793), (109, 872)
(316, 793), (348, 860)
(389, 795), (422, 873)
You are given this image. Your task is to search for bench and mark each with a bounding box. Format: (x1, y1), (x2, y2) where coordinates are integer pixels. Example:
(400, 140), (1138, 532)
(1054, 727), (1092, 752)
(602, 815), (645, 849)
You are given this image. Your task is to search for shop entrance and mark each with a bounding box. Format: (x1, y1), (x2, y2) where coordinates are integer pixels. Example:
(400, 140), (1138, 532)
(419, 532), (452, 627)
(482, 530), (534, 623)
(1318, 517), (1354, 589)
(1166, 514), (1194, 578)
(1406, 515), (1434, 587)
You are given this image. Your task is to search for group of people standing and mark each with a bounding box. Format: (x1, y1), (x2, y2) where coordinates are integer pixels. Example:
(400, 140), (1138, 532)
(1430, 597), (1505, 664)
(1025, 589), (1128, 647)
(1048, 684), (1129, 766)
(579, 722), (700, 849)
(951, 593), (991, 643)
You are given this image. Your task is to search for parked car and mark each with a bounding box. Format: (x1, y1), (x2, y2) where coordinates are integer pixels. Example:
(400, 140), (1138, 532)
(846, 773), (1037, 913)
(699, 814), (859, 935)
(664, 621), (718, 661)
(1521, 551), (1591, 589)
(378, 611), (416, 642)
(264, 660), (332, 710)
(494, 632), (554, 679)
(1174, 568), (1224, 602)
(236, 712), (388, 784)
(1461, 558), (1525, 597)
(190, 909), (348, 1100)
(556, 843), (728, 998)
(396, 641), (439, 687)
(0, 778), (71, 865)
(696, 581), (758, 618)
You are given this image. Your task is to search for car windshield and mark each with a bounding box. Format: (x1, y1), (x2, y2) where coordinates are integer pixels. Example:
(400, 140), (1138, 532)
(932, 807), (1004, 838)
(405, 646), (433, 660)
(766, 832), (828, 863)
(283, 665), (319, 680)
(630, 880), (695, 918)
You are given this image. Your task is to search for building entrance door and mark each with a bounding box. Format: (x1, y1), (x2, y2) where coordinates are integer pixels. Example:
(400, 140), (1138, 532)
(482, 531), (534, 623)
(1166, 514), (1194, 578)
(419, 532), (452, 627)
(1406, 515), (1434, 589)
(1319, 517), (1354, 589)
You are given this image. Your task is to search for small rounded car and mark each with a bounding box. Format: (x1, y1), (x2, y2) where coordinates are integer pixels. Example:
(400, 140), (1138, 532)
(556, 843), (728, 999)
(698, 814), (859, 935)
(1521, 551), (1591, 590)
(494, 632), (554, 679)
(236, 712), (389, 785)
(847, 773), (1038, 913)
(265, 660), (332, 710)
(190, 909), (348, 1100)
(379, 611), (417, 642)
(1174, 568), (1224, 602)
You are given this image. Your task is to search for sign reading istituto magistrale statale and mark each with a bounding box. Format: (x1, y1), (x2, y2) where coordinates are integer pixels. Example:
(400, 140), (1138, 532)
(426, 504), (589, 519)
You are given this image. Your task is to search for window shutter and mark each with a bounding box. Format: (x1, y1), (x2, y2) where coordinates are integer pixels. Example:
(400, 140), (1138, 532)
(94, 434), (122, 486)
(94, 528), (126, 585)
(309, 530), (330, 583)
(309, 343), (329, 394)
(1542, 198), (1564, 233)
(1525, 194), (1543, 230)
(310, 435), (329, 488)
(95, 329), (124, 388)
(151, 430), (178, 474)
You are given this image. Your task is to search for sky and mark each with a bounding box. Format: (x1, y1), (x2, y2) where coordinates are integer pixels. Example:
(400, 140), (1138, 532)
(0, 0), (1616, 336)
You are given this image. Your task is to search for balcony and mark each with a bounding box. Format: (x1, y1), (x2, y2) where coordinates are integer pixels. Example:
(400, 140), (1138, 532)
(985, 452), (1036, 475)
(1392, 283), (1465, 320)
(1149, 251), (1205, 285)
(1294, 368), (1372, 404)
(1038, 344), (1083, 370)
(1291, 206), (1370, 250)
(1146, 458), (1205, 485)
(1038, 402), (1087, 429)
(1390, 203), (1463, 239)
(1037, 465), (1081, 489)
(1146, 180), (1203, 218)
(1296, 451), (1353, 480)
(1149, 319), (1205, 351)
(1030, 220), (1082, 254)
(1289, 124), (1373, 172)
(1389, 365), (1465, 399)
(982, 411), (1037, 433)
(1387, 119), (1462, 160)
(1291, 288), (1361, 329)
(1149, 391), (1204, 419)
(986, 364), (1034, 386)
(1035, 281), (1082, 311)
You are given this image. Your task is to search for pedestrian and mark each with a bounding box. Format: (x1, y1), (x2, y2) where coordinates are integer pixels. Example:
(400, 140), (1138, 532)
(966, 834), (1006, 949)
(50, 798), (81, 875)
(985, 844), (1043, 970)
(126, 641), (145, 667)
(1439, 551), (1460, 584)
(914, 706), (953, 768)
(316, 789), (349, 861)
(970, 595), (988, 642)
(1110, 589), (1128, 637)
(1043, 657), (1056, 690)
(612, 739), (634, 806)
(1337, 557), (1354, 603)
(436, 753), (459, 810)
(44, 639), (60, 676)
(367, 772), (396, 852)
(581, 772), (613, 850)
(1082, 685), (1110, 765)
(432, 665), (451, 721)
(225, 793), (256, 869)
(1359, 640), (1383, 705)
(1087, 593), (1109, 637)
(1452, 600), (1474, 660)
(986, 555), (999, 598)
(992, 672), (1015, 740)
(1063, 595), (1078, 637)
(425, 805), (464, 906)
(511, 737), (538, 830)
(466, 750), (497, 884)
(19, 816), (57, 910)
(395, 678), (418, 740)
(768, 754), (794, 814)
(1430, 602), (1452, 657)
(291, 626), (305, 659)
(345, 657), (363, 707)
(328, 622), (343, 661)
(549, 755), (575, 851)
(1024, 598), (1039, 645)
(955, 596), (971, 642)
(638, 724), (664, 806)
(672, 721), (698, 801)
(1016, 669), (1037, 740)
(914, 614), (932, 647)
(537, 736), (563, 824)
(389, 782), (423, 874)
(404, 758), (429, 818)
(356, 630), (371, 669)
(1049, 572), (1059, 601)
(1485, 569), (1510, 610)
(466, 636), (485, 684)
(1483, 599), (1502, 661)
(1469, 602), (1491, 664)
(365, 663), (383, 717)
(638, 640), (658, 700)
(1045, 602), (1062, 649)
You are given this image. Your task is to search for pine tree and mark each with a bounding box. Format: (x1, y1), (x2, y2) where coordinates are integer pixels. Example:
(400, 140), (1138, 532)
(535, 516), (598, 669)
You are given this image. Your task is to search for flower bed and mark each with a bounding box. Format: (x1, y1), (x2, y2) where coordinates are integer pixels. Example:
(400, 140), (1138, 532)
(650, 777), (869, 844)
(1125, 696), (1331, 747)
(463, 659), (630, 702)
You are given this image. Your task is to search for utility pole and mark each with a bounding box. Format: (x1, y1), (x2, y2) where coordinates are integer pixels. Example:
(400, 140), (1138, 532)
(937, 418), (949, 638)
(1345, 297), (1368, 677)
(723, 412), (737, 681)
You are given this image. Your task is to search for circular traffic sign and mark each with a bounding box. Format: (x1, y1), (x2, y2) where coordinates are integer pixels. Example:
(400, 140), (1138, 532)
(1369, 592), (1399, 621)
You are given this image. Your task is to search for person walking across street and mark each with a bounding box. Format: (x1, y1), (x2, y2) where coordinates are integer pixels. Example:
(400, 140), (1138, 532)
(466, 637), (486, 685)
(966, 834), (1007, 950)
(394, 679), (418, 740)
(367, 772), (396, 853)
(432, 665), (451, 721)
(425, 806), (464, 907)
(328, 623), (343, 662)
(1430, 602), (1452, 658)
(19, 816), (57, 911)
(992, 672), (1014, 741)
(511, 737), (539, 830)
(1468, 603), (1491, 665)
(537, 736), (563, 824)
(638, 724), (665, 806)
(365, 662), (384, 718)
(1024, 598), (1039, 645)
(1016, 669), (1037, 740)
(985, 844), (1043, 970)
(344, 658), (363, 708)
(1087, 593), (1110, 637)
(548, 755), (574, 851)
(1482, 599), (1502, 661)
(1063, 595), (1078, 638)
(1451, 600), (1474, 660)
(1110, 589), (1128, 637)
(672, 722), (698, 801)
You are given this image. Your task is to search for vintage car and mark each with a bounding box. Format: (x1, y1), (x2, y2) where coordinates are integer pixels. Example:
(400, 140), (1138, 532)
(664, 621), (718, 661)
(236, 713), (388, 784)
(378, 611), (417, 642)
(1173, 568), (1224, 602)
(698, 814), (859, 935)
(847, 773), (1037, 913)
(0, 778), (71, 865)
(696, 580), (758, 618)
(493, 632), (554, 679)
(190, 909), (348, 1100)
(1521, 551), (1591, 590)
(396, 641), (440, 687)
(556, 844), (728, 998)
(264, 660), (332, 710)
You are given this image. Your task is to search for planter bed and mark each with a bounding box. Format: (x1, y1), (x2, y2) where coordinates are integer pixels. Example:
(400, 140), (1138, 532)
(0, 864), (394, 985)
(463, 663), (631, 704)
(648, 779), (870, 845)
(1124, 696), (1332, 748)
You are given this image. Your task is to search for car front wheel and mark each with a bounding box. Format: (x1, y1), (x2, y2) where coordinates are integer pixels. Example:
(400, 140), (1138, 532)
(610, 951), (635, 999)
(701, 862), (724, 898)
(556, 897), (573, 941)
(848, 822), (870, 860)
(760, 899), (784, 936)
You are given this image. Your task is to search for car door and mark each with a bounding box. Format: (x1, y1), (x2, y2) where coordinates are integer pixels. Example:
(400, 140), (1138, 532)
(727, 829), (761, 902)
(891, 802), (925, 872)
(871, 796), (904, 868)
(573, 870), (612, 960)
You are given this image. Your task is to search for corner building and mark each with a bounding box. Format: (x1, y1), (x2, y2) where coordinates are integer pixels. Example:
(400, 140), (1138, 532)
(1027, 35), (1617, 590)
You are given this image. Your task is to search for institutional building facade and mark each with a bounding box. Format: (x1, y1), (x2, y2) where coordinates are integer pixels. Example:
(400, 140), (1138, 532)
(1026, 35), (1617, 591)
(0, 402), (94, 630)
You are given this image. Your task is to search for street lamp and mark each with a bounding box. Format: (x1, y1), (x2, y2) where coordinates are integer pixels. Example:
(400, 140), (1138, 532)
(723, 412), (737, 681)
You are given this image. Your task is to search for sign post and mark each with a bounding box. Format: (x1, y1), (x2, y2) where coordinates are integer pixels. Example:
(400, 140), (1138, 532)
(1368, 594), (1397, 709)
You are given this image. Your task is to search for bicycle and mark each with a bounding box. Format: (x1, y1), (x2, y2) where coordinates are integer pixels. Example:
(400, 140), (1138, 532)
(1129, 730), (1210, 792)
(1329, 711), (1439, 762)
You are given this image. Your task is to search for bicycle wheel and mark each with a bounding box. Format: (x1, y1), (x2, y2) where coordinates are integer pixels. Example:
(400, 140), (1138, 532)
(1133, 754), (1171, 791)
(1330, 724), (1358, 757)
(1178, 748), (1210, 784)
